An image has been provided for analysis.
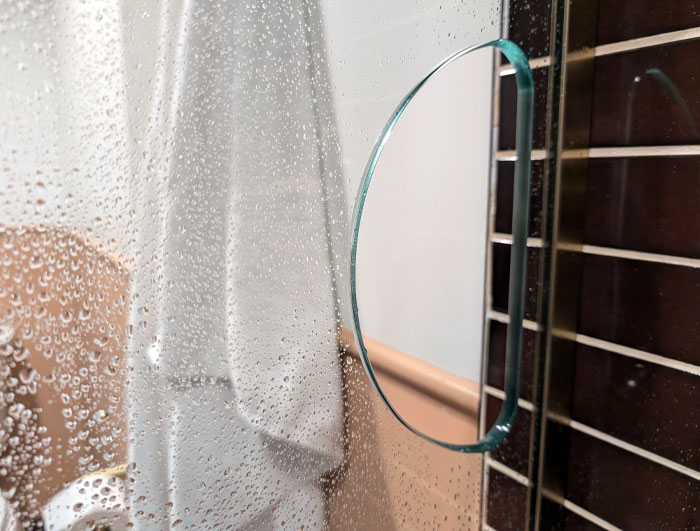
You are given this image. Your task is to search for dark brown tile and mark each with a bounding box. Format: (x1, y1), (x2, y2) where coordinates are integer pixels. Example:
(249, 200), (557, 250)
(590, 40), (700, 147)
(539, 497), (605, 530)
(545, 335), (579, 415)
(543, 419), (576, 491)
(486, 469), (528, 530)
(564, 427), (699, 530)
(597, 1), (700, 46)
(570, 344), (700, 469)
(492, 243), (540, 321)
(578, 254), (700, 365)
(487, 320), (537, 402)
(486, 396), (532, 477)
(508, 0), (553, 59)
(499, 67), (550, 150)
(584, 157), (700, 258)
(496, 160), (545, 238)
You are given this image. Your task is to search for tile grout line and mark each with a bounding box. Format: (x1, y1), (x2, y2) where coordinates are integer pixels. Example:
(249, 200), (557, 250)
(570, 145), (700, 159)
(484, 385), (535, 412)
(493, 233), (700, 269)
(500, 26), (700, 77)
(559, 242), (700, 269)
(485, 457), (532, 488)
(555, 329), (700, 377)
(547, 412), (700, 482)
(595, 26), (700, 58)
(488, 309), (700, 376)
(499, 56), (551, 76)
(487, 309), (543, 332)
(496, 145), (700, 161)
(496, 149), (547, 161)
(541, 489), (623, 531)
(492, 233), (544, 248)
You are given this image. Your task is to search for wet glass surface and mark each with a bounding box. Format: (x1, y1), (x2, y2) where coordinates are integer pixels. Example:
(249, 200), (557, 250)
(0, 1), (503, 528)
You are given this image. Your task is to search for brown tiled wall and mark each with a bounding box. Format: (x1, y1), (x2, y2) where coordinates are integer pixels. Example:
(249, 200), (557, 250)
(584, 157), (700, 257)
(578, 256), (700, 365)
(557, 18), (700, 522)
(486, 0), (700, 529)
(590, 40), (700, 147)
(570, 344), (699, 468)
(547, 423), (699, 529)
(487, 470), (528, 530)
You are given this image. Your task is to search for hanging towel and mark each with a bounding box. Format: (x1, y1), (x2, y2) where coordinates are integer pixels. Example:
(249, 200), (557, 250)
(125, 0), (345, 527)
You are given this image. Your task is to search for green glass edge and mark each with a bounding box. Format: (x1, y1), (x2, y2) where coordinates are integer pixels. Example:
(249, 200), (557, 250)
(349, 39), (534, 453)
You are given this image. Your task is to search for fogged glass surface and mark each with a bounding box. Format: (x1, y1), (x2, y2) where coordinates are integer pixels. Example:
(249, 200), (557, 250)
(0, 1), (500, 529)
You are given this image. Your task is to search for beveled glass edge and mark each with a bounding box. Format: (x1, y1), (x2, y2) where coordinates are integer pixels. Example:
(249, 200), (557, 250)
(349, 39), (534, 453)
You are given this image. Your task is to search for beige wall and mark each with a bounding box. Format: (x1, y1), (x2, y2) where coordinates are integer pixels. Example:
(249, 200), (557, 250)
(326, 331), (482, 529)
(0, 227), (130, 518)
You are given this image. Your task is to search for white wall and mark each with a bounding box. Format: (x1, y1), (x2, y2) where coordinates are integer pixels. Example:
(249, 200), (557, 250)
(317, 3), (500, 381)
(0, 2), (132, 260)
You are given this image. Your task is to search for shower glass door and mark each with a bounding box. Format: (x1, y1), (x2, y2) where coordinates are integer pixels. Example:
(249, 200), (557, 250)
(0, 1), (553, 529)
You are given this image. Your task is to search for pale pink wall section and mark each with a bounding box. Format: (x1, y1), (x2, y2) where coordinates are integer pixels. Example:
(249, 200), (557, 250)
(326, 330), (482, 529)
(0, 227), (130, 516)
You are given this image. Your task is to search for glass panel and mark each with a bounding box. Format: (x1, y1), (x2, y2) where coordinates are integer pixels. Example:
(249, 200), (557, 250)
(350, 41), (533, 451)
(353, 46), (496, 448)
(0, 1), (546, 529)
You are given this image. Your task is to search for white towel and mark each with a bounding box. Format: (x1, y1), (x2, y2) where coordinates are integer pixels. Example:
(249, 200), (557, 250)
(125, 0), (344, 528)
(0, 493), (20, 531)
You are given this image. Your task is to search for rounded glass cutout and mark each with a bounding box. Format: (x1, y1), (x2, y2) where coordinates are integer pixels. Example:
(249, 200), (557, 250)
(349, 40), (534, 452)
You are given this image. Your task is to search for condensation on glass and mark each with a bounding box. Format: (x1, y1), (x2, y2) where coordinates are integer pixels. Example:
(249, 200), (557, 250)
(0, 1), (508, 529)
